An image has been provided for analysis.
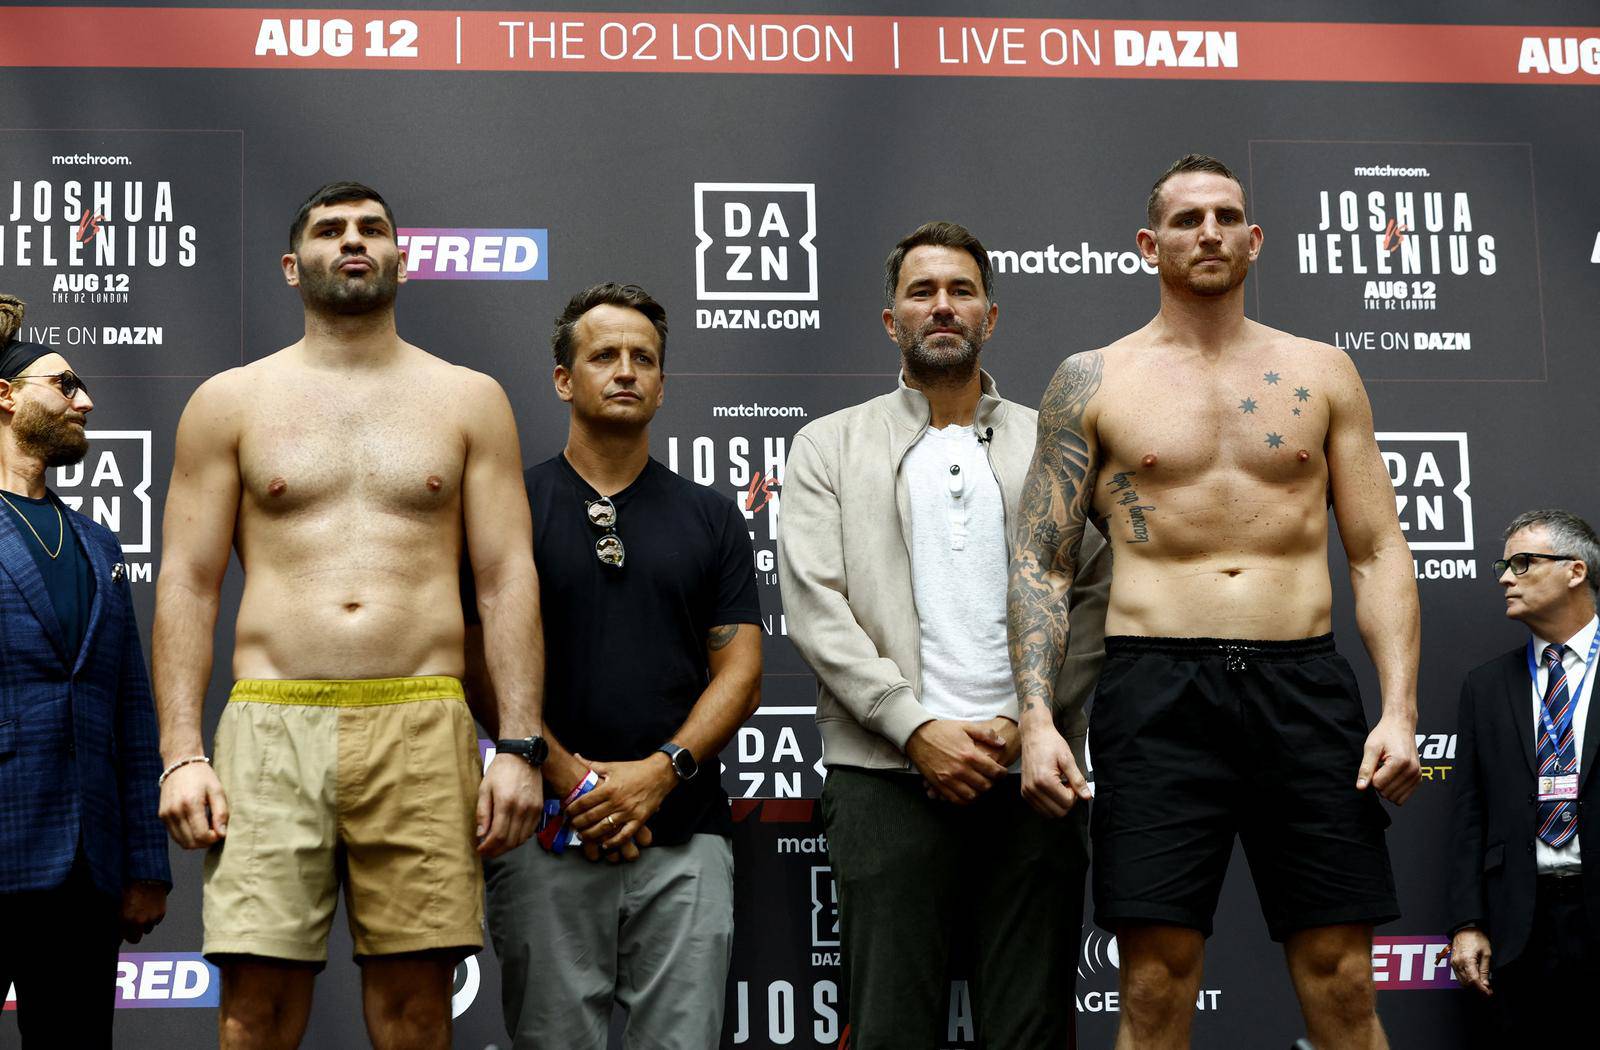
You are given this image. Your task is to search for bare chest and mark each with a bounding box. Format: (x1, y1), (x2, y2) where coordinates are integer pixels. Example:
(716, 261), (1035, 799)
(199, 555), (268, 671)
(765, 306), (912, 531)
(1097, 361), (1330, 485)
(238, 394), (466, 515)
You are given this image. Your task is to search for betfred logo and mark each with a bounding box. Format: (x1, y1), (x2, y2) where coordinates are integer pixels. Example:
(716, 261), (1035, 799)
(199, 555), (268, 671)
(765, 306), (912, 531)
(1371, 936), (1454, 989)
(695, 183), (817, 301)
(7, 953), (220, 1010)
(1375, 432), (1472, 551)
(52, 430), (153, 558)
(114, 953), (219, 1008)
(396, 228), (547, 280)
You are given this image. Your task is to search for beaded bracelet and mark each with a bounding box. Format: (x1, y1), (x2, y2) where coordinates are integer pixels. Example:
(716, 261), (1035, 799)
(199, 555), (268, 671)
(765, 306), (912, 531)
(158, 754), (211, 787)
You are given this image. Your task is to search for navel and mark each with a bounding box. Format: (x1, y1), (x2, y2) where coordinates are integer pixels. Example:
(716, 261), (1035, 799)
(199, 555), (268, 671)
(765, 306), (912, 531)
(344, 602), (362, 613)
(1141, 453), (1158, 469)
(426, 474), (443, 492)
(266, 476), (287, 497)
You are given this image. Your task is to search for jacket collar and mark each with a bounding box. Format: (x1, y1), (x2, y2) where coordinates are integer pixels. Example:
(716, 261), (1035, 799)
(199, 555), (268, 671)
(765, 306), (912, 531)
(885, 368), (1009, 434)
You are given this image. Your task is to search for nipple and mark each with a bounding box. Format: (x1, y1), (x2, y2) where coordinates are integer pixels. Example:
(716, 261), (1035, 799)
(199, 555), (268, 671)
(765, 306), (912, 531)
(426, 475), (443, 492)
(266, 477), (287, 497)
(1296, 450), (1310, 463)
(1141, 453), (1158, 469)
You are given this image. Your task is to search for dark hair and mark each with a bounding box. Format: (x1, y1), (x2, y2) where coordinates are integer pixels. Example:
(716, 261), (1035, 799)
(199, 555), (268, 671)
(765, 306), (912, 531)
(883, 221), (995, 309)
(551, 283), (668, 371)
(1146, 154), (1247, 228)
(289, 181), (396, 250)
(0, 294), (24, 344)
(1505, 508), (1600, 601)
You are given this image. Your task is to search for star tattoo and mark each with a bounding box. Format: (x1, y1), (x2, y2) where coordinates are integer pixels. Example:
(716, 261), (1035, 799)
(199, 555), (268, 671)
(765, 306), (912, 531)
(1265, 432), (1284, 449)
(1292, 407), (1302, 416)
(1294, 386), (1311, 402)
(1239, 398), (1258, 414)
(1263, 371), (1281, 385)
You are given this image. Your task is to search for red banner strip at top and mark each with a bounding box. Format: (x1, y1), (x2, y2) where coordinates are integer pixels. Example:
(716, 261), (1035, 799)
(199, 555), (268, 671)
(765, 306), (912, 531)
(0, 8), (1597, 83)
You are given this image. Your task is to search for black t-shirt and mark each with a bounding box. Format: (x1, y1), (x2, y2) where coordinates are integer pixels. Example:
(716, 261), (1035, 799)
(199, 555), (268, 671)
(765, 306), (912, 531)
(0, 490), (96, 661)
(522, 454), (760, 844)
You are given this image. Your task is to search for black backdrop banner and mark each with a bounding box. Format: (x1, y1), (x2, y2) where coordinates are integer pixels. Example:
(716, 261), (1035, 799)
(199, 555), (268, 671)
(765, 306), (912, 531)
(1, 2), (1597, 1046)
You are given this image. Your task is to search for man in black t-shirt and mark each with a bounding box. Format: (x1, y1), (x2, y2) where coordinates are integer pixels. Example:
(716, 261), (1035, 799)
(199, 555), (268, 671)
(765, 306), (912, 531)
(470, 283), (762, 1050)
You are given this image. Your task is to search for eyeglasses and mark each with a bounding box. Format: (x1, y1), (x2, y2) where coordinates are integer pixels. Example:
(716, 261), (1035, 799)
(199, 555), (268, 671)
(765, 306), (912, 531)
(10, 370), (89, 400)
(585, 496), (625, 569)
(1493, 552), (1574, 578)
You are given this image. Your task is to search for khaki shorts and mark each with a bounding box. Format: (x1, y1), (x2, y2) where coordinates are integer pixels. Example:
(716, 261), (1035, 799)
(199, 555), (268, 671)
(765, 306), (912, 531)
(202, 677), (484, 965)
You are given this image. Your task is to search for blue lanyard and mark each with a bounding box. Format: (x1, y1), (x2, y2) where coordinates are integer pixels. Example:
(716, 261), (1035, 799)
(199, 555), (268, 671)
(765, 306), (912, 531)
(1526, 626), (1600, 746)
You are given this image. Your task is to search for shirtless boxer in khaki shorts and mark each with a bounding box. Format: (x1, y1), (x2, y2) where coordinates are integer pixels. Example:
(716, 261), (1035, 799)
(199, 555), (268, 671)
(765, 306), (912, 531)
(152, 182), (546, 1050)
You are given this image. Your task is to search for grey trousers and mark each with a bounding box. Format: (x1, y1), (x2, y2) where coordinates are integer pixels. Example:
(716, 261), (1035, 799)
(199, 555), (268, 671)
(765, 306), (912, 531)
(821, 768), (1090, 1050)
(484, 832), (735, 1050)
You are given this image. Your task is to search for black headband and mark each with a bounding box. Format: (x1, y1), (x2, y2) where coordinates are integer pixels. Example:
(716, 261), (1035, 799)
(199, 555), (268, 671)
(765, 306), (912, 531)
(0, 338), (52, 381)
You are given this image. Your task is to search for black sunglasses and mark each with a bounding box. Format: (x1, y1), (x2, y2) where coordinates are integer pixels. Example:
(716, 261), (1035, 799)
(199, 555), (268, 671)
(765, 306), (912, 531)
(11, 370), (89, 400)
(585, 496), (625, 569)
(1493, 552), (1574, 578)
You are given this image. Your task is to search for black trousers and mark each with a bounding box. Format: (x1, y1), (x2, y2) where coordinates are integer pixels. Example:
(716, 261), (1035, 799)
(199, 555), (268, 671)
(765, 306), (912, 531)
(0, 856), (120, 1048)
(1488, 874), (1598, 1043)
(820, 767), (1089, 1050)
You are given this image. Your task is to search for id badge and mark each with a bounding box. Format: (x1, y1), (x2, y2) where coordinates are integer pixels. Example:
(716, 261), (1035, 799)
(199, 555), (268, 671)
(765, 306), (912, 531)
(1537, 773), (1579, 802)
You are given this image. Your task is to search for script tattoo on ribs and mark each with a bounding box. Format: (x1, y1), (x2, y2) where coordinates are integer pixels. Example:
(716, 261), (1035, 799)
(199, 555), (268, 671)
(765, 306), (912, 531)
(1007, 351), (1102, 715)
(1107, 471), (1154, 544)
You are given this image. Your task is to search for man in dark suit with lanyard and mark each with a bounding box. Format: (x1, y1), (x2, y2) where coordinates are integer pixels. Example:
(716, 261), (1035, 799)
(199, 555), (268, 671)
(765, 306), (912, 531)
(1449, 508), (1600, 1040)
(0, 301), (170, 1047)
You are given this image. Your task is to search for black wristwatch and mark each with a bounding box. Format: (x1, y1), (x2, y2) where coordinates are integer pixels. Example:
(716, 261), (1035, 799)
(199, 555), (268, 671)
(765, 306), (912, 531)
(496, 736), (549, 768)
(656, 742), (699, 782)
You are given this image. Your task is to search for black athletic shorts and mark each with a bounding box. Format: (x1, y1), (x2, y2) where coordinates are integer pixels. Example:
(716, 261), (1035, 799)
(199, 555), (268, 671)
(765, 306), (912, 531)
(1088, 634), (1399, 942)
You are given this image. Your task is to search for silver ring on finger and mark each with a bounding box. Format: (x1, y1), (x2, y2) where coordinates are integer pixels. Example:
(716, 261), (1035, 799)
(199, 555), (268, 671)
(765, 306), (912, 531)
(607, 814), (618, 828)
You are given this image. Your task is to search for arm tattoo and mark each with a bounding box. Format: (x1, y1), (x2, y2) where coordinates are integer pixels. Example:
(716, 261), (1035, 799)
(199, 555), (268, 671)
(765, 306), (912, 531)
(707, 624), (740, 652)
(1007, 352), (1103, 715)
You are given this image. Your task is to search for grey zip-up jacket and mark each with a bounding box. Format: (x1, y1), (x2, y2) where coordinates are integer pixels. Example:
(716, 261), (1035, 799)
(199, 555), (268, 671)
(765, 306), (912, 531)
(778, 370), (1110, 772)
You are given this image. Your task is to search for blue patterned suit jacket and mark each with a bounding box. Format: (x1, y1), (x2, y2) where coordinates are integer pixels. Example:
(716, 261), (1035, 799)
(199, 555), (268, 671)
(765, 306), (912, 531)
(0, 494), (171, 897)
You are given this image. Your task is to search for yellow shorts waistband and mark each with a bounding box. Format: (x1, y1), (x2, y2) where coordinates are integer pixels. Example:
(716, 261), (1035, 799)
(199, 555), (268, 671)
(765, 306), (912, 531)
(228, 676), (466, 707)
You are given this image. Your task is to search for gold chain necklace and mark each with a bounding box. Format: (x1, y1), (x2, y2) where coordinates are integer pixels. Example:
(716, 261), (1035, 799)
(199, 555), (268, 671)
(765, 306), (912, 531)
(0, 489), (65, 559)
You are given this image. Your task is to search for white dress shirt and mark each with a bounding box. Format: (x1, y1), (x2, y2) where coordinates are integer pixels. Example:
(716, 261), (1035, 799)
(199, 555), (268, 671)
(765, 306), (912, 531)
(1531, 615), (1599, 875)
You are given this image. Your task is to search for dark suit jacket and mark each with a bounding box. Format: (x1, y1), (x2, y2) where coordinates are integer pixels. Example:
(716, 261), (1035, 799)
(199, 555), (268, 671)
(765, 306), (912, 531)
(1448, 642), (1600, 967)
(0, 495), (170, 898)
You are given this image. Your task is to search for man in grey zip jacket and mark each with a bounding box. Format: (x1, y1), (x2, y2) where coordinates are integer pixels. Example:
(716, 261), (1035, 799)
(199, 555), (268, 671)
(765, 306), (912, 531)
(778, 221), (1109, 1049)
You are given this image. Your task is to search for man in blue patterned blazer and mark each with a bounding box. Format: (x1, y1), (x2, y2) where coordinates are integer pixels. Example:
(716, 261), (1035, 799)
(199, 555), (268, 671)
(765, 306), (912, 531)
(0, 298), (170, 1048)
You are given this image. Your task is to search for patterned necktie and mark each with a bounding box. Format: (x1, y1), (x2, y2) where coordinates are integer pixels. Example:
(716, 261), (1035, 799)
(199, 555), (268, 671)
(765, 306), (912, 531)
(1536, 643), (1579, 847)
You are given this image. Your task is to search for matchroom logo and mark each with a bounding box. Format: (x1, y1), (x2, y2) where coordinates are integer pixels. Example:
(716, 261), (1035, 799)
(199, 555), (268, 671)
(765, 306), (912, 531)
(694, 183), (820, 331)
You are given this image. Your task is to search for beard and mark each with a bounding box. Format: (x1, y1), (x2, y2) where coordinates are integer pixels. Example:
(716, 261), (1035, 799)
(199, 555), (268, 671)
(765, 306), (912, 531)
(894, 314), (988, 388)
(1162, 248), (1251, 298)
(12, 398), (88, 468)
(297, 252), (401, 316)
